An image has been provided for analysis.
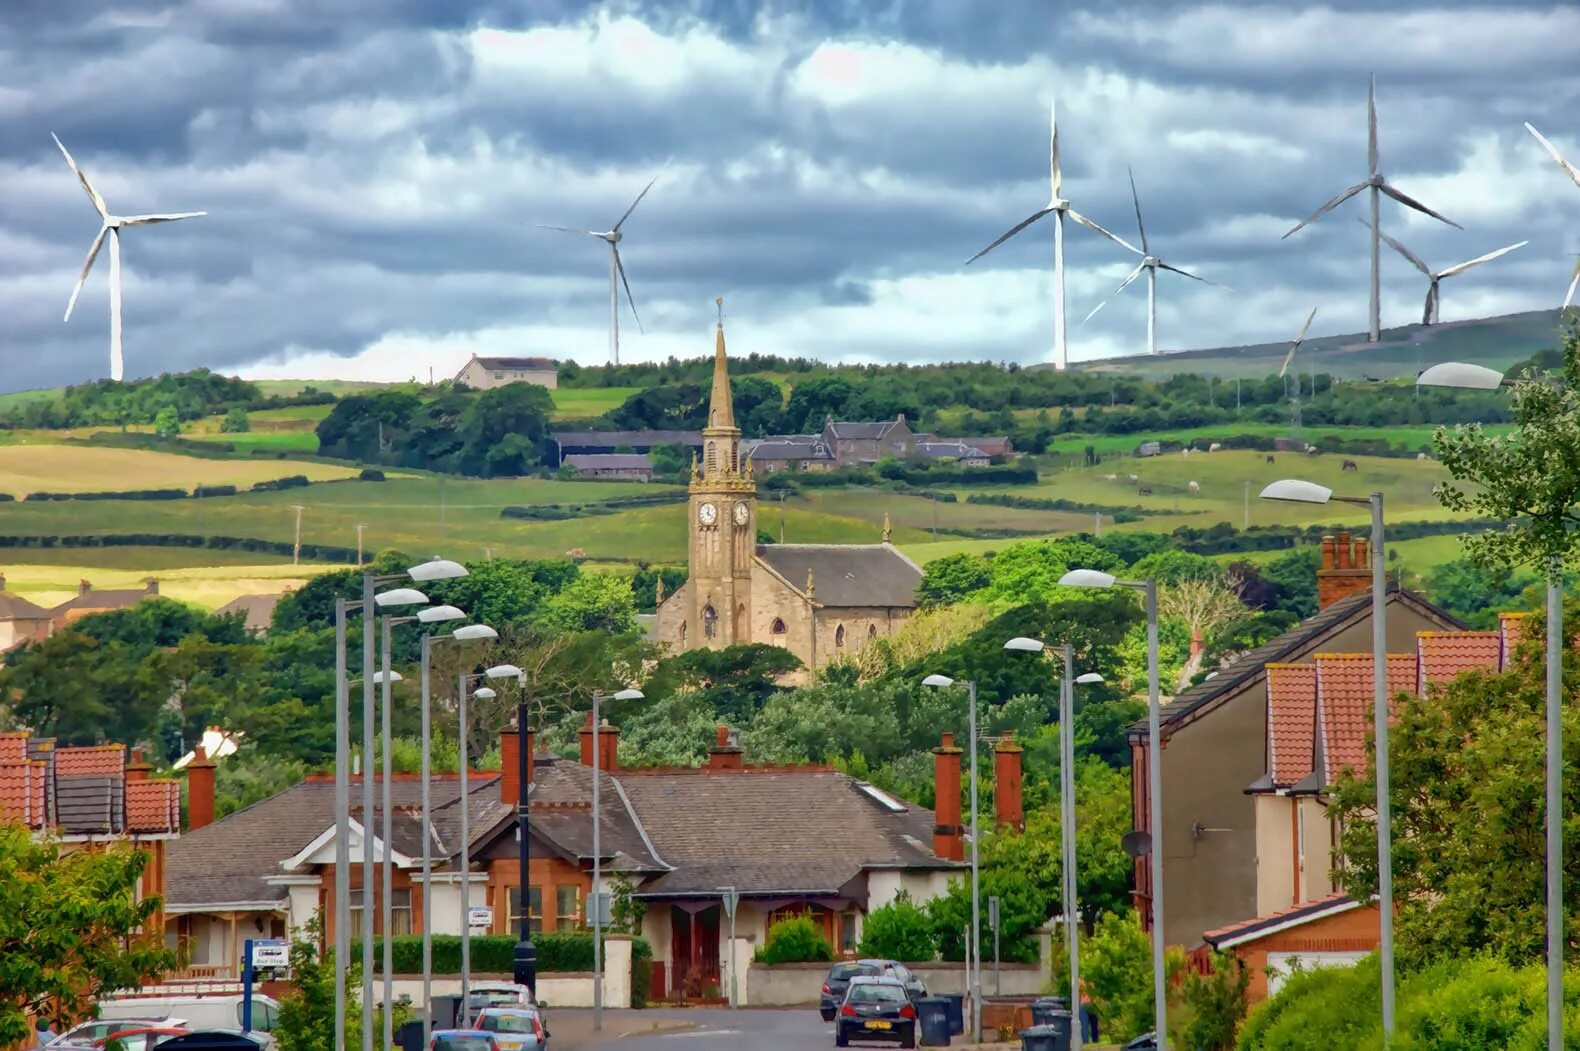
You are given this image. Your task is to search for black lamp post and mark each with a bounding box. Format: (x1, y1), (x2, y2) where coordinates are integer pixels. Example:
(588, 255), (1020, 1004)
(512, 701), (536, 994)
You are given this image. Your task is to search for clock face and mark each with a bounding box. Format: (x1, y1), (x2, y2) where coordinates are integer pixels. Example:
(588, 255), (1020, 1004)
(698, 502), (718, 526)
(733, 501), (751, 526)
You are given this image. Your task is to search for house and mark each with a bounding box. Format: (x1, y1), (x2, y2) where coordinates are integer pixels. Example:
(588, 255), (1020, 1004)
(214, 594), (282, 634)
(455, 355), (559, 391)
(1127, 531), (1461, 947)
(743, 437), (836, 474)
(820, 416), (915, 467)
(563, 454), (654, 482)
(50, 578), (161, 631)
(970, 436), (1015, 459)
(0, 573), (52, 651)
(551, 430), (703, 467)
(915, 440), (990, 467)
(1201, 894), (1380, 1001)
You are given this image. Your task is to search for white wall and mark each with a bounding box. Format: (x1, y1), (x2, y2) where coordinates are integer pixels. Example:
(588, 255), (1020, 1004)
(427, 878), (487, 937)
(866, 869), (955, 911)
(285, 886), (319, 939)
(1265, 951), (1367, 997)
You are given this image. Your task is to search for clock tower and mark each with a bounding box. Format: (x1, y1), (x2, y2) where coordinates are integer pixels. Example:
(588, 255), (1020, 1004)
(688, 299), (755, 648)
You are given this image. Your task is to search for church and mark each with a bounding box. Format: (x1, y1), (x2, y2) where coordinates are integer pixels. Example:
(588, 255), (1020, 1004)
(654, 309), (923, 672)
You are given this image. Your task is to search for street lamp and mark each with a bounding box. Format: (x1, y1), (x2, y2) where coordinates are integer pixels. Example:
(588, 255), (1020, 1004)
(1057, 568), (1165, 1049)
(457, 664), (524, 1006)
(1420, 360), (1562, 1051)
(1261, 478), (1394, 1039)
(921, 672), (981, 1044)
(1003, 637), (1104, 1051)
(588, 687), (644, 1032)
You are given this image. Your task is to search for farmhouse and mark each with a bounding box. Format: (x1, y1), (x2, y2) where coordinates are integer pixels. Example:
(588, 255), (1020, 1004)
(454, 354), (559, 390)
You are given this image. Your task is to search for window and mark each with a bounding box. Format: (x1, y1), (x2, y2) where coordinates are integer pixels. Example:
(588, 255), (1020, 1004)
(706, 442), (717, 473)
(841, 908), (859, 953)
(679, 621), (687, 646)
(556, 885), (582, 931)
(703, 605), (717, 639)
(508, 885), (543, 934)
(391, 888), (413, 936)
(770, 618), (786, 635)
(835, 624), (846, 649)
(349, 888), (368, 941)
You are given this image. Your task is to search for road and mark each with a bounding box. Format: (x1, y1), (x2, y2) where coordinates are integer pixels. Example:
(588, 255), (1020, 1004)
(558, 1007), (850, 1050)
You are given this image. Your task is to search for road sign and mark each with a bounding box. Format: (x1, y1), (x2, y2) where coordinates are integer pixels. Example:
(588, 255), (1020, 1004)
(249, 939), (289, 969)
(719, 886), (739, 921)
(468, 906), (493, 930)
(587, 892), (613, 927)
(988, 897), (1000, 932)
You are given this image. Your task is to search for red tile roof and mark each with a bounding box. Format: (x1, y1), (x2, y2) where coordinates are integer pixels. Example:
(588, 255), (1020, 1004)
(0, 761), (46, 827)
(126, 780), (181, 834)
(1266, 664), (1318, 788)
(55, 744), (126, 776)
(0, 732), (28, 763)
(1417, 631), (1501, 694)
(1316, 653), (1417, 783)
(1500, 612), (1529, 670)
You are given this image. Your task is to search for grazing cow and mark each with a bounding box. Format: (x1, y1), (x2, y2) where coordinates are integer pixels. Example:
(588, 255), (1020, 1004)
(1182, 448), (1191, 458)
(1188, 481), (1200, 492)
(1138, 486), (1153, 496)
(1208, 443), (1222, 452)
(1103, 473), (1118, 481)
(1417, 452), (1429, 461)
(1306, 445), (1319, 455)
(1342, 459), (1359, 472)
(1265, 454), (1276, 464)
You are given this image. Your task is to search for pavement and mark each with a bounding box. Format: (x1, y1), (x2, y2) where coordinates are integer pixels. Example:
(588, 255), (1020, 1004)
(550, 1006), (1032, 1050)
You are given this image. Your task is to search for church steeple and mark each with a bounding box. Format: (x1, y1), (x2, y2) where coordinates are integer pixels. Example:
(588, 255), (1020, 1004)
(707, 297), (736, 432)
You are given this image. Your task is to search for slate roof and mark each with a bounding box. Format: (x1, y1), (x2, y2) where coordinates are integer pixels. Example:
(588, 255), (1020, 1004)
(616, 768), (951, 897)
(52, 583), (158, 621)
(746, 438), (834, 462)
(916, 441), (989, 460)
(215, 594), (281, 634)
(552, 430), (703, 450)
(563, 454), (653, 471)
(826, 420), (904, 440)
(1315, 653), (1417, 784)
(1265, 664), (1318, 789)
(0, 590), (50, 620)
(472, 357), (557, 371)
(755, 544), (923, 609)
(56, 774), (123, 834)
(1416, 631), (1501, 696)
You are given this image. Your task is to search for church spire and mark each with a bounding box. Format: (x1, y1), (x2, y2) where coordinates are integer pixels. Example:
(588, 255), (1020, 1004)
(707, 296), (735, 431)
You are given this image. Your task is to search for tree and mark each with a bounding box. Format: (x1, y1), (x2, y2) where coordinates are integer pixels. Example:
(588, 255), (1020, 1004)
(0, 827), (177, 1043)
(152, 406), (181, 438)
(1082, 911), (1185, 1042)
(535, 573), (637, 635)
(663, 644), (803, 725)
(1257, 547), (1321, 619)
(1424, 558), (1534, 629)
(275, 913), (359, 1051)
(916, 553), (993, 607)
(453, 383), (554, 477)
(220, 406), (251, 433)
(858, 892), (937, 962)
(1158, 575), (1248, 645)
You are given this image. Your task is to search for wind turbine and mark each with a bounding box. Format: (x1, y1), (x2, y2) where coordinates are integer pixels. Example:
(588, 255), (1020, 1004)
(967, 97), (1138, 370)
(1280, 308), (1318, 443)
(1524, 123), (1580, 308)
(1370, 221), (1527, 324)
(54, 134), (205, 382)
(1083, 168), (1215, 355)
(1283, 76), (1460, 342)
(538, 175), (658, 366)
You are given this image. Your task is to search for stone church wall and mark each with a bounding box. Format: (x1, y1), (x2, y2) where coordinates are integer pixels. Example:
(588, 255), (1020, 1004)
(653, 580), (694, 653)
(812, 606), (903, 665)
(751, 566), (815, 671)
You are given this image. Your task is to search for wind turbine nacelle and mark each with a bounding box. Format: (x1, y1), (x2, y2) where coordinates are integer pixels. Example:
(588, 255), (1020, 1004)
(1143, 256), (1160, 268)
(1048, 196), (1069, 211)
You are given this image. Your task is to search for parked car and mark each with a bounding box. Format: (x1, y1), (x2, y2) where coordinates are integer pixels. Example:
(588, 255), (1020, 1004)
(471, 1008), (547, 1051)
(834, 977), (917, 1049)
(96, 996), (281, 1039)
(465, 983), (535, 1011)
(51, 1020), (177, 1048)
(94, 1025), (189, 1051)
(864, 960), (926, 1003)
(429, 1030), (499, 1051)
(819, 962), (881, 1021)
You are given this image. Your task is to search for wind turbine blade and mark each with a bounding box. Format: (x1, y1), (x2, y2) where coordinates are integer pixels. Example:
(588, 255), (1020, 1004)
(1066, 208), (1142, 255)
(612, 246), (642, 334)
(119, 212), (206, 225)
(64, 227), (108, 322)
(1438, 241), (1528, 278)
(1158, 261), (1211, 285)
(1368, 74), (1379, 177)
(52, 133), (107, 218)
(613, 174), (659, 232)
(1526, 122), (1580, 189)
(1049, 97), (1062, 200)
(965, 208), (1053, 265)
(1423, 282), (1436, 325)
(1565, 265), (1579, 309)
(1377, 182), (1462, 230)
(1280, 307), (1318, 377)
(536, 224), (600, 236)
(1127, 166), (1148, 255)
(1364, 219), (1432, 276)
(1283, 183), (1367, 238)
(1082, 263), (1147, 324)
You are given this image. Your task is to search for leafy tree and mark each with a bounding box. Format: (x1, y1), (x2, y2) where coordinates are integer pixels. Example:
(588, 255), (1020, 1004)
(275, 913), (360, 1051)
(1176, 950), (1250, 1051)
(916, 553), (993, 607)
(1257, 547), (1321, 619)
(782, 375), (859, 432)
(1425, 558), (1535, 629)
(453, 382), (554, 477)
(1082, 910), (1185, 1042)
(754, 915), (834, 964)
(630, 564), (687, 613)
(1130, 550), (1223, 584)
(0, 827), (177, 1043)
(617, 692), (717, 767)
(220, 406), (251, 433)
(152, 406), (181, 438)
(535, 573), (637, 635)
(858, 892), (937, 962)
(731, 375), (785, 436)
(663, 644), (803, 725)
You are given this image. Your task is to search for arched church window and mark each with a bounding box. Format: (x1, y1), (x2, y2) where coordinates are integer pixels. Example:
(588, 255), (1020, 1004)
(703, 605), (717, 639)
(835, 624), (846, 649)
(771, 618), (787, 635)
(706, 442), (717, 473)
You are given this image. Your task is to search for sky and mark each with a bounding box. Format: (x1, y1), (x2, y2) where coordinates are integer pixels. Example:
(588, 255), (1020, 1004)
(1, 1), (1577, 391)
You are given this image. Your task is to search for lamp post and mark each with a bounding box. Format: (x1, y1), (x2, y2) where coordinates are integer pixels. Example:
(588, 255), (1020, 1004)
(1003, 637), (1104, 1051)
(1419, 360), (1563, 1051)
(1261, 478), (1393, 1039)
(921, 673), (981, 1043)
(1058, 568), (1165, 1049)
(589, 688), (644, 1032)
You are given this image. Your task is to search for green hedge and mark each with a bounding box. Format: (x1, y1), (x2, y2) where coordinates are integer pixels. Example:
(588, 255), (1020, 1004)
(0, 533), (357, 562)
(25, 488), (188, 501)
(250, 475), (311, 492)
(352, 933), (653, 982)
(630, 939), (653, 1008)
(194, 484), (238, 498)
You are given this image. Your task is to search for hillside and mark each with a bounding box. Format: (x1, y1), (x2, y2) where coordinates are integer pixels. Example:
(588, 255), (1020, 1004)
(1076, 309), (1565, 380)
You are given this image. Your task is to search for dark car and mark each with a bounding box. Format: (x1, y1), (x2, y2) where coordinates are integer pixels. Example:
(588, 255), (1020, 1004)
(819, 961), (881, 1021)
(834, 977), (916, 1049)
(429, 1030), (499, 1051)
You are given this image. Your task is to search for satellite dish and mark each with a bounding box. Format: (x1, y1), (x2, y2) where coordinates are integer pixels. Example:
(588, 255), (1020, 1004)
(1122, 830), (1152, 858)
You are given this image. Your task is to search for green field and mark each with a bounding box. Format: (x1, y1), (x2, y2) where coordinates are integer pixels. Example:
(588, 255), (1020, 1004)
(0, 560), (348, 611)
(0, 445), (362, 497)
(549, 386), (640, 420)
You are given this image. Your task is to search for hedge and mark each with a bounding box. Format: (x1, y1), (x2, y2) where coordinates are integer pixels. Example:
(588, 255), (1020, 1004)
(0, 493), (12, 502)
(193, 484), (238, 498)
(250, 475), (310, 492)
(25, 488), (188, 501)
(0, 533), (358, 562)
(351, 933), (654, 994)
(359, 468), (386, 481)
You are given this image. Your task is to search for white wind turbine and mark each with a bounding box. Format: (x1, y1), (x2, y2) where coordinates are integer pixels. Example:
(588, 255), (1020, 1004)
(1524, 123), (1580, 308)
(54, 134), (205, 382)
(1283, 76), (1460, 343)
(1279, 308), (1318, 442)
(1083, 168), (1216, 355)
(967, 97), (1139, 370)
(538, 175), (659, 366)
(1370, 222), (1527, 324)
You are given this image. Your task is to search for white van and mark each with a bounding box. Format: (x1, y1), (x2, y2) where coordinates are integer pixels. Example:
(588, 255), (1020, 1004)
(96, 995), (281, 1043)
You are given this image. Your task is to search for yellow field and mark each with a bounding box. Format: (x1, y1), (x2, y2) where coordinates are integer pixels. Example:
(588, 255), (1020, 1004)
(0, 561), (349, 611)
(0, 445), (362, 496)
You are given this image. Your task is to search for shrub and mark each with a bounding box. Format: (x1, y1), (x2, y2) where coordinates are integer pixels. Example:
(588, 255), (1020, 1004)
(1176, 950), (1250, 1051)
(358, 468), (386, 481)
(193, 485), (237, 498)
(1083, 911), (1183, 1042)
(0, 493), (12, 502)
(857, 892), (937, 962)
(221, 407), (251, 433)
(251, 475), (310, 492)
(753, 915), (834, 964)
(354, 932), (598, 974)
(630, 938), (653, 1008)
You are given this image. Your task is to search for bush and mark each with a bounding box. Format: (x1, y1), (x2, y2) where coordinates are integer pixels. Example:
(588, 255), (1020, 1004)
(358, 468), (386, 481)
(630, 938), (653, 1008)
(193, 485), (237, 498)
(753, 916), (834, 964)
(250, 475), (311, 492)
(1083, 911), (1183, 1042)
(857, 892), (937, 962)
(0, 493), (12, 502)
(1176, 950), (1249, 1051)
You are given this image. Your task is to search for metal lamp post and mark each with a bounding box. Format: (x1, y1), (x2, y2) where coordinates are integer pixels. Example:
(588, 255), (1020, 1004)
(1261, 479), (1393, 1038)
(1058, 569), (1164, 1049)
(921, 673), (981, 1044)
(1419, 360), (1563, 1051)
(589, 688), (644, 1032)
(1003, 636), (1104, 1051)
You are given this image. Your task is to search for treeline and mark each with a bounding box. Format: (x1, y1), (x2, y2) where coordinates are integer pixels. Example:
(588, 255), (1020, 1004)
(17, 476), (311, 502)
(2, 370), (335, 430)
(315, 384), (552, 476)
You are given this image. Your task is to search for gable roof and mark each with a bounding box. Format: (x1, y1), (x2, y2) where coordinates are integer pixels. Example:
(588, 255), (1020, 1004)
(0, 590), (50, 620)
(552, 430), (703, 450)
(916, 441), (989, 459)
(825, 419), (906, 440)
(1416, 631), (1501, 696)
(52, 584), (158, 621)
(1203, 892), (1366, 950)
(215, 594), (281, 634)
(755, 544), (923, 608)
(616, 767), (951, 897)
(1131, 586), (1460, 742)
(746, 438), (834, 461)
(1266, 664), (1318, 789)
(1315, 653), (1417, 784)
(470, 356), (557, 371)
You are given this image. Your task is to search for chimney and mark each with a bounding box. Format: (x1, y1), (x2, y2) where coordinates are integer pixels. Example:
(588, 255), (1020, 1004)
(1190, 631), (1205, 661)
(126, 748), (151, 783)
(578, 713), (620, 772)
(500, 725), (534, 806)
(932, 732), (965, 862)
(187, 747), (216, 831)
(145, 579), (159, 595)
(993, 734), (1024, 831)
(708, 725), (744, 770)
(1317, 530), (1373, 610)
(79, 579), (92, 596)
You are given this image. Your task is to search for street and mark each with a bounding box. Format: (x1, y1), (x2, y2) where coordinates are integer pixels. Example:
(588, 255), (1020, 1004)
(556, 1007), (852, 1050)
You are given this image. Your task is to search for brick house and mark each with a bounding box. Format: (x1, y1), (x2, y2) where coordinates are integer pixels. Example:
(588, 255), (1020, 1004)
(1201, 894), (1380, 1001)
(820, 416), (915, 467)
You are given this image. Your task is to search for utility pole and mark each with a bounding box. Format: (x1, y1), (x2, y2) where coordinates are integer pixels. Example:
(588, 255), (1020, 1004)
(779, 491), (786, 543)
(1243, 481), (1250, 530)
(290, 504), (305, 566)
(1235, 377), (1241, 414)
(355, 524), (366, 565)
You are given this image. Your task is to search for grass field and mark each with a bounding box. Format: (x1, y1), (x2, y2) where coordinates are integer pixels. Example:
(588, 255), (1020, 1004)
(0, 560), (347, 611)
(0, 445), (362, 496)
(550, 387), (640, 420)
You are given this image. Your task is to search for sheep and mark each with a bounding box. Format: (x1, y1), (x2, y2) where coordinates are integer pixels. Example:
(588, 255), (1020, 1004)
(1208, 443), (1222, 452)
(1188, 480), (1200, 493)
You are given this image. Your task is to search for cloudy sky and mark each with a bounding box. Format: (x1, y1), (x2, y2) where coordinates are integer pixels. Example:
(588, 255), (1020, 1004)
(1, 1), (1577, 391)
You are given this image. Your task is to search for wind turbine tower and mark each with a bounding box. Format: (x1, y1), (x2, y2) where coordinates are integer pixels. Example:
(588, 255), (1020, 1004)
(539, 175), (659, 366)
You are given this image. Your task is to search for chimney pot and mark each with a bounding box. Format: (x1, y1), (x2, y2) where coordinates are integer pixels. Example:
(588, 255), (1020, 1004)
(1317, 531), (1372, 610)
(708, 724), (744, 770)
(1335, 530), (1353, 570)
(79, 579), (92, 596)
(932, 732), (964, 861)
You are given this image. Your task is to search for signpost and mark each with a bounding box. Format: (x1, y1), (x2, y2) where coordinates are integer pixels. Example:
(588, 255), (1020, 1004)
(242, 939), (288, 1033)
(468, 906), (493, 933)
(988, 897), (1001, 995)
(718, 887), (739, 1009)
(587, 892), (613, 928)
